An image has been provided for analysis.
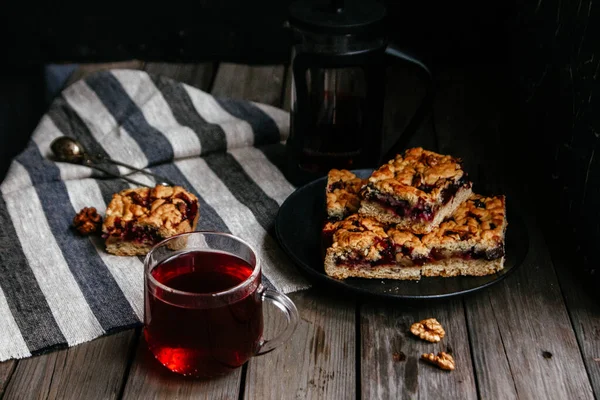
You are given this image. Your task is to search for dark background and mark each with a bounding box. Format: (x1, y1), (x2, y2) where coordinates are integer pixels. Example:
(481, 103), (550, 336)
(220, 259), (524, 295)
(1, 1), (598, 291)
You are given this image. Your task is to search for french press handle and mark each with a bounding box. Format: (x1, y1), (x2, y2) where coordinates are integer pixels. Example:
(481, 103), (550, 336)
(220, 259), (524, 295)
(380, 45), (435, 164)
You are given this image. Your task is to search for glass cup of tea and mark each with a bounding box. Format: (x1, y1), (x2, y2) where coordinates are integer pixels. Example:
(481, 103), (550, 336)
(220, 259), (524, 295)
(143, 231), (299, 378)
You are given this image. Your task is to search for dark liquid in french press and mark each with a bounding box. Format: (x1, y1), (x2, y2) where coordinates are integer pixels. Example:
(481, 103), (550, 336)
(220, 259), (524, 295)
(285, 0), (387, 186)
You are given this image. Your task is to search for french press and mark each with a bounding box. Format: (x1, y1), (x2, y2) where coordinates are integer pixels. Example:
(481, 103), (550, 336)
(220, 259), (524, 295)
(285, 0), (434, 186)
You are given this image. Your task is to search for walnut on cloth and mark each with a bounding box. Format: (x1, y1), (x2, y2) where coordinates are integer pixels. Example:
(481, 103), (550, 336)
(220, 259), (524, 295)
(421, 351), (455, 371)
(73, 207), (102, 235)
(410, 318), (446, 343)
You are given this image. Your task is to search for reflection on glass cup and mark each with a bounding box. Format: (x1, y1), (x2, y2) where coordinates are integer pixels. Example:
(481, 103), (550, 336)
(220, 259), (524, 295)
(144, 231), (299, 378)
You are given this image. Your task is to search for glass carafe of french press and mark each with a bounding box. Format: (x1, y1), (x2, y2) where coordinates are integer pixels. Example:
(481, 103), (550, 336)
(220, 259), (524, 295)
(285, 0), (433, 186)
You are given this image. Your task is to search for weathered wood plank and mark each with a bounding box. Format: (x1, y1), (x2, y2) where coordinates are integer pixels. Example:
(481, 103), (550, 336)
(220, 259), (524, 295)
(2, 331), (137, 400)
(465, 217), (594, 399)
(543, 231), (600, 397)
(211, 63), (286, 106)
(144, 62), (217, 91)
(65, 60), (145, 86)
(245, 290), (356, 400)
(435, 65), (594, 399)
(121, 335), (242, 400)
(0, 360), (16, 397)
(361, 299), (477, 399)
(462, 292), (518, 399)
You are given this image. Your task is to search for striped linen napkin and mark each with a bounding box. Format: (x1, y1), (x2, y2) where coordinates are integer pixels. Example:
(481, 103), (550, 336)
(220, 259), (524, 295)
(0, 69), (309, 362)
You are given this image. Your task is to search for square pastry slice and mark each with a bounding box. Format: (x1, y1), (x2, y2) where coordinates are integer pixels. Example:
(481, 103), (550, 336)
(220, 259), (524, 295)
(420, 194), (507, 277)
(326, 169), (366, 220)
(102, 185), (200, 256)
(324, 214), (426, 280)
(359, 147), (472, 234)
(324, 194), (507, 280)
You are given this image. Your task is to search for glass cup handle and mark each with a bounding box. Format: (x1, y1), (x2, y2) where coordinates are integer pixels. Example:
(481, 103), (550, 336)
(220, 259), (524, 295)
(255, 286), (299, 356)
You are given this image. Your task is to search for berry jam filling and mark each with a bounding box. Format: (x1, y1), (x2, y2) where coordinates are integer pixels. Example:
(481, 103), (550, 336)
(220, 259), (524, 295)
(334, 239), (398, 269)
(124, 223), (162, 244)
(328, 181), (345, 192)
(430, 246), (504, 261)
(102, 218), (163, 244)
(364, 188), (434, 221)
(175, 193), (198, 222)
(440, 176), (471, 203)
(334, 243), (505, 268)
(364, 176), (471, 221)
(128, 191), (151, 208)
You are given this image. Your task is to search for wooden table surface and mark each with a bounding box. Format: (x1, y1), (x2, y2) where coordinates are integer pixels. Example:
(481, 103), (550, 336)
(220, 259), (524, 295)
(1, 60), (599, 400)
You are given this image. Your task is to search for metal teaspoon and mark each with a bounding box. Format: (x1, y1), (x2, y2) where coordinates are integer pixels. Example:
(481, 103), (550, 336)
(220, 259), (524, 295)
(50, 136), (174, 186)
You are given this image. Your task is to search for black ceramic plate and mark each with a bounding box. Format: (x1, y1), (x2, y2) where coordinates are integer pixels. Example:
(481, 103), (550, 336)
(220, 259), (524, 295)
(275, 169), (529, 300)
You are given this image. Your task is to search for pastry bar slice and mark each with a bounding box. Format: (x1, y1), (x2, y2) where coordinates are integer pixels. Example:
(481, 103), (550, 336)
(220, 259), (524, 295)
(324, 214), (428, 280)
(359, 147), (472, 234)
(326, 169), (366, 220)
(420, 194), (507, 277)
(324, 194), (507, 280)
(102, 185), (200, 256)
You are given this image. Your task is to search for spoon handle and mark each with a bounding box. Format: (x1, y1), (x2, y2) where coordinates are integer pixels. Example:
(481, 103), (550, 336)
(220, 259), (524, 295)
(87, 163), (150, 187)
(100, 157), (175, 186)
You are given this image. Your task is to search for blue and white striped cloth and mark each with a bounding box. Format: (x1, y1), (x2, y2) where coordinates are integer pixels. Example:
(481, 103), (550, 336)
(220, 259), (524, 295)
(0, 69), (309, 362)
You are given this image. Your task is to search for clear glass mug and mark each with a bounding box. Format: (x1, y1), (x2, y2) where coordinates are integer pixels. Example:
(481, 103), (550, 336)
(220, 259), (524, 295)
(144, 231), (299, 378)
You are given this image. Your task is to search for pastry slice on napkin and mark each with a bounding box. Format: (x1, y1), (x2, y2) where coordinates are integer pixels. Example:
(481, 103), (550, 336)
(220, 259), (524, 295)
(102, 185), (200, 256)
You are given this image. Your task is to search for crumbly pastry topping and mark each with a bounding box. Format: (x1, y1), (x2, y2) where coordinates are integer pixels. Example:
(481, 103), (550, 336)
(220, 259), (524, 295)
(422, 194), (506, 251)
(326, 169), (366, 219)
(410, 318), (446, 342)
(73, 207), (102, 235)
(328, 215), (390, 262)
(421, 352), (455, 371)
(326, 194), (506, 265)
(364, 147), (470, 206)
(103, 185), (199, 239)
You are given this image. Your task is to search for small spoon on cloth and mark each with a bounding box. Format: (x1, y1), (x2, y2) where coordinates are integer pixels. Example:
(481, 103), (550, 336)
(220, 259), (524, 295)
(50, 136), (174, 187)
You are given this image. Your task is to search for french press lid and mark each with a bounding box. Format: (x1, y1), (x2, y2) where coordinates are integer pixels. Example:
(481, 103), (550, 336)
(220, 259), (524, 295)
(288, 0), (387, 35)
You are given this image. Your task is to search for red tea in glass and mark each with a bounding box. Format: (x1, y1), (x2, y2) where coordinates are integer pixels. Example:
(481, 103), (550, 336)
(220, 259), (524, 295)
(144, 232), (298, 378)
(145, 250), (262, 376)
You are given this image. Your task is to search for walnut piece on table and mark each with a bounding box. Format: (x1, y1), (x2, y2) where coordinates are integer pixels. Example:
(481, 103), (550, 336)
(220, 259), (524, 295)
(410, 318), (446, 342)
(421, 351), (455, 371)
(73, 207), (102, 235)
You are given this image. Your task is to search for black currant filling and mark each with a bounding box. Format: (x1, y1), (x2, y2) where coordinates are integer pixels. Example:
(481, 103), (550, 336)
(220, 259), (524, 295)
(363, 189), (434, 221)
(334, 242), (505, 268)
(327, 181), (345, 192)
(175, 193), (199, 222)
(363, 177), (471, 221)
(102, 218), (163, 244)
(430, 246), (505, 261)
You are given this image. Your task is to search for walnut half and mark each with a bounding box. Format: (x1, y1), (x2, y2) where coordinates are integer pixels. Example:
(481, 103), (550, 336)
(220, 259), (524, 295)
(73, 207), (102, 235)
(410, 318), (445, 342)
(421, 351), (455, 371)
